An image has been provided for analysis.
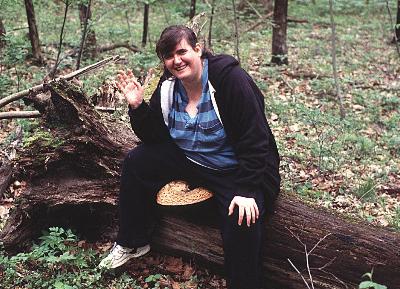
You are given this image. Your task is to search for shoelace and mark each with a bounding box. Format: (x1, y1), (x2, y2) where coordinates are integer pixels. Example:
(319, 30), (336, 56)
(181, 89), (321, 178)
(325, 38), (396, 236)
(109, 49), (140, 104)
(110, 243), (131, 257)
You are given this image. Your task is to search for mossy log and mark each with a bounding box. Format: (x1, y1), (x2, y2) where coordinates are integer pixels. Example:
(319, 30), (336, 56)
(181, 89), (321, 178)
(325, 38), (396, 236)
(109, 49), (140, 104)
(1, 80), (399, 289)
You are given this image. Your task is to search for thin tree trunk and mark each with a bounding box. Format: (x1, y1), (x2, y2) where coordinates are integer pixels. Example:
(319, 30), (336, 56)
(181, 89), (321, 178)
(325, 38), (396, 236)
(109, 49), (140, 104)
(208, 0), (215, 49)
(142, 4), (149, 47)
(328, 0), (345, 119)
(0, 17), (6, 48)
(237, 0), (246, 10)
(77, 0), (93, 69)
(189, 0), (196, 20)
(24, 0), (42, 63)
(232, 0), (241, 63)
(50, 0), (70, 78)
(396, 0), (400, 41)
(385, 0), (400, 56)
(271, 0), (288, 65)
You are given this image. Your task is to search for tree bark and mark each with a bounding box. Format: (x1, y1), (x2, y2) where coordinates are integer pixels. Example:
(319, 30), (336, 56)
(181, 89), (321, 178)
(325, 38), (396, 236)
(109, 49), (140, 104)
(0, 161), (13, 199)
(271, 0), (288, 65)
(142, 4), (149, 47)
(0, 16), (6, 49)
(24, 0), (43, 63)
(0, 80), (399, 289)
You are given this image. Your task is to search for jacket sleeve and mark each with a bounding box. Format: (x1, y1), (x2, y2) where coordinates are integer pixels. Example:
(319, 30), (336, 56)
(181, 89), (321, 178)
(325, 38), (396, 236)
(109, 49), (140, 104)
(219, 66), (280, 199)
(128, 82), (171, 144)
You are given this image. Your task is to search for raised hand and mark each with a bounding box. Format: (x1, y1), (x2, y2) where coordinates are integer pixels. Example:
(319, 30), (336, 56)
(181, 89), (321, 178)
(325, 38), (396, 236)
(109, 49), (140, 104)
(116, 69), (144, 109)
(228, 196), (259, 227)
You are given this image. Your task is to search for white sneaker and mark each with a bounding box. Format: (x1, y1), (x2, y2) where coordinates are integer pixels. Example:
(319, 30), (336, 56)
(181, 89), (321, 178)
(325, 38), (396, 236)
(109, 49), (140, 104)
(98, 242), (151, 269)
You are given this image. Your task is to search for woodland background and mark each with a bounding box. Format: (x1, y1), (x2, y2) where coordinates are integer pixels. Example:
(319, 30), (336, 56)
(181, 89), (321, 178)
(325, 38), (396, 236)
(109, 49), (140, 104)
(0, 0), (399, 288)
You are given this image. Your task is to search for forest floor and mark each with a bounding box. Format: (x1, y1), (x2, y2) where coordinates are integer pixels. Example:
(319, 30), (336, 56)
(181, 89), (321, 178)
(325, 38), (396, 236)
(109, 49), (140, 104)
(0, 0), (399, 288)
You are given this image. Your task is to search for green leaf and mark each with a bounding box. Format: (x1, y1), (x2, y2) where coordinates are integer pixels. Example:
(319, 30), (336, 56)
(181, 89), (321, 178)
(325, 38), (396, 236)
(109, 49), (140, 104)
(54, 281), (74, 289)
(359, 281), (387, 289)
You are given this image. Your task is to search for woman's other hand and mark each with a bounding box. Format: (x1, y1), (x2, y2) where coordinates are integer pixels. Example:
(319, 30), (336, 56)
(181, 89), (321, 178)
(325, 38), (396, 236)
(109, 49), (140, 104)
(116, 69), (144, 109)
(228, 196), (260, 227)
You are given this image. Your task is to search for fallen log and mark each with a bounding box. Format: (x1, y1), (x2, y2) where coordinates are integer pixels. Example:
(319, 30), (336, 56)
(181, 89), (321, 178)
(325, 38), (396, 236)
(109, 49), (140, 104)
(0, 160), (13, 199)
(0, 80), (399, 289)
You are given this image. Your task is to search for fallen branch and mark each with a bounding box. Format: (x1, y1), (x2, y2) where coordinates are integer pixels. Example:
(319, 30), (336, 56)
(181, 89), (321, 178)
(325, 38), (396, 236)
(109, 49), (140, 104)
(243, 12), (274, 33)
(0, 55), (120, 109)
(96, 43), (141, 53)
(0, 111), (41, 119)
(287, 17), (309, 24)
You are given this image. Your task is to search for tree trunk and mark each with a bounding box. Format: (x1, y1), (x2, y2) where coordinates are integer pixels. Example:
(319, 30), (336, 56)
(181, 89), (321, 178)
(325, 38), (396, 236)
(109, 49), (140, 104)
(1, 80), (399, 289)
(78, 1), (96, 60)
(142, 4), (149, 47)
(189, 0), (196, 20)
(396, 0), (400, 42)
(0, 16), (5, 49)
(271, 0), (288, 65)
(24, 0), (43, 63)
(79, 3), (96, 46)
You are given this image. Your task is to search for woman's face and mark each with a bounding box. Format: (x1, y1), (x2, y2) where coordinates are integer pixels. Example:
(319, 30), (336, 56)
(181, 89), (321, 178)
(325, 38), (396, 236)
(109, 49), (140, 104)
(163, 38), (202, 83)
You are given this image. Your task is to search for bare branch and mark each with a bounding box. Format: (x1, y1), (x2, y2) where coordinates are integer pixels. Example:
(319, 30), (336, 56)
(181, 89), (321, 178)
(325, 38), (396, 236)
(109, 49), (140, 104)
(50, 0), (70, 77)
(0, 111), (41, 119)
(231, 0), (241, 63)
(0, 55), (120, 109)
(76, 0), (92, 70)
(328, 0), (346, 119)
(309, 233), (332, 255)
(287, 258), (311, 289)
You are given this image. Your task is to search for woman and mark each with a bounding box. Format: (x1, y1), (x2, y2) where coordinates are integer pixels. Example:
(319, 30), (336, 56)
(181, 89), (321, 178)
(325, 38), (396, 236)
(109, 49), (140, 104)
(99, 25), (280, 289)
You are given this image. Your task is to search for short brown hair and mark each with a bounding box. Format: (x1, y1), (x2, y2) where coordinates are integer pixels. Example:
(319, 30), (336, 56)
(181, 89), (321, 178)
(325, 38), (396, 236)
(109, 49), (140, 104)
(156, 25), (198, 60)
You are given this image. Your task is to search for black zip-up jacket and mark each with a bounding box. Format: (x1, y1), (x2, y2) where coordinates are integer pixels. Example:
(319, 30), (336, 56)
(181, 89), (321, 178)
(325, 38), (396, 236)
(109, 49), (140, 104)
(129, 53), (280, 207)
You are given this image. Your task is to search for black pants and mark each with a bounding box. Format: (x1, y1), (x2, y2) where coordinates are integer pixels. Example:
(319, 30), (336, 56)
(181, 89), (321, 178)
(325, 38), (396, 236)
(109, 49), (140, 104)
(116, 141), (265, 289)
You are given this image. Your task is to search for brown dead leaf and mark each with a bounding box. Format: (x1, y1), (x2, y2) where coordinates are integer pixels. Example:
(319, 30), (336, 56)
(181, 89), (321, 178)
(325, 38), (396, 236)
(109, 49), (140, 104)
(165, 256), (184, 274)
(182, 264), (195, 280)
(172, 281), (181, 289)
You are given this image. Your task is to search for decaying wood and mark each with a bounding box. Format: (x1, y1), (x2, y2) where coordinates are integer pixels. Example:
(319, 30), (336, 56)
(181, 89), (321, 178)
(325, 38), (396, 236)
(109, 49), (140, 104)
(0, 161), (13, 199)
(0, 80), (399, 289)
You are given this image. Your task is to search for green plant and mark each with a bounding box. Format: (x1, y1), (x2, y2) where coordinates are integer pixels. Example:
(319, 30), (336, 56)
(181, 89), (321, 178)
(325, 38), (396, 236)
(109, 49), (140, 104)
(390, 206), (400, 230)
(353, 178), (377, 202)
(144, 273), (163, 288)
(0, 227), (141, 289)
(359, 271), (387, 289)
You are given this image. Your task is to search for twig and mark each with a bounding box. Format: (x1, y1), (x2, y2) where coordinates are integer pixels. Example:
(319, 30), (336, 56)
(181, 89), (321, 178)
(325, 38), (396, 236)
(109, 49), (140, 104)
(208, 0), (215, 49)
(385, 0), (400, 56)
(328, 0), (345, 119)
(76, 0), (92, 70)
(0, 111), (41, 119)
(286, 227), (333, 289)
(96, 43), (140, 53)
(287, 259), (311, 289)
(0, 55), (120, 109)
(245, 0), (263, 18)
(287, 17), (309, 24)
(50, 0), (70, 78)
(231, 0), (241, 63)
(243, 12), (274, 33)
(309, 233), (332, 255)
